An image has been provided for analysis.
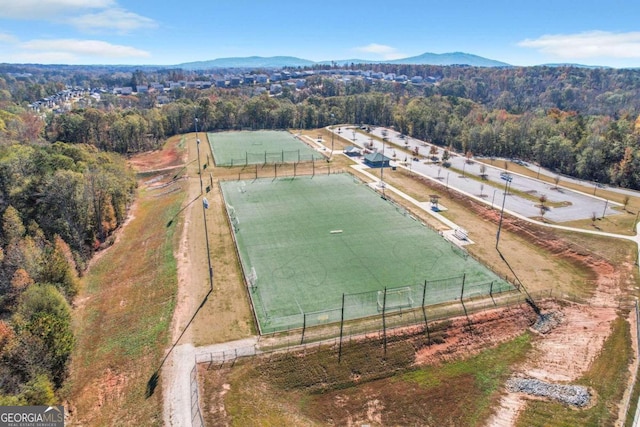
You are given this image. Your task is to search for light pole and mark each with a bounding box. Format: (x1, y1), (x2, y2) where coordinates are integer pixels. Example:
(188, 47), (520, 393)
(195, 116), (213, 291)
(380, 136), (386, 198)
(593, 180), (598, 196)
(446, 172), (450, 189)
(496, 175), (513, 249)
(491, 188), (497, 209)
(195, 117), (203, 195)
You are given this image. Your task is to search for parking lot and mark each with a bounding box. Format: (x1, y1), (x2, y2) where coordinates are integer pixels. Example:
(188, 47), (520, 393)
(333, 126), (620, 223)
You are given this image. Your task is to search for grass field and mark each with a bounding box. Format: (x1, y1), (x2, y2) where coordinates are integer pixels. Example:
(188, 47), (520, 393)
(207, 130), (322, 166)
(67, 137), (185, 426)
(220, 173), (512, 333)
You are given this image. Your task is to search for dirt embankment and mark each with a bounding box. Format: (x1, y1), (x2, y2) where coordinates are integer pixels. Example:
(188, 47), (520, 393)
(405, 190), (632, 426)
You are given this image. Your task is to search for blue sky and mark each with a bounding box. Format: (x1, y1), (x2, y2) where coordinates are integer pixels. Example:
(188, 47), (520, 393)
(1, 0), (640, 67)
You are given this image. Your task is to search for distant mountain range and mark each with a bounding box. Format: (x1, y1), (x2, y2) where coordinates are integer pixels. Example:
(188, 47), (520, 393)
(176, 52), (511, 70)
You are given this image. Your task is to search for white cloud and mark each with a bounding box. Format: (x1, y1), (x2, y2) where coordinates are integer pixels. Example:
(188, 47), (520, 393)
(0, 0), (156, 35)
(0, 32), (18, 44)
(20, 39), (151, 59)
(68, 8), (157, 33)
(354, 43), (406, 60)
(519, 31), (640, 59)
(0, 0), (114, 19)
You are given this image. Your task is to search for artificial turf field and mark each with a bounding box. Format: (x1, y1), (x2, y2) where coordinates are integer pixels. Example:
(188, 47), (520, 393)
(208, 130), (322, 166)
(220, 173), (513, 333)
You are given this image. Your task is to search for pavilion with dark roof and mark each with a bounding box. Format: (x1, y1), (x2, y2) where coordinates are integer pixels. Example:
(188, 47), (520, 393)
(363, 152), (391, 168)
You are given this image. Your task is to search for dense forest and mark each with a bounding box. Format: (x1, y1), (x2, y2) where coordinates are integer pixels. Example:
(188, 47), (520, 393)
(30, 64), (640, 189)
(0, 141), (135, 402)
(1, 62), (640, 403)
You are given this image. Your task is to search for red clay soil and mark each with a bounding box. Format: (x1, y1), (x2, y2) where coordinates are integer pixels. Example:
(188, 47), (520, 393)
(127, 142), (183, 172)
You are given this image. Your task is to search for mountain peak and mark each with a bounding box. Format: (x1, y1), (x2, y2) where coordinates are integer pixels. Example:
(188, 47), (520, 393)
(176, 51), (511, 70)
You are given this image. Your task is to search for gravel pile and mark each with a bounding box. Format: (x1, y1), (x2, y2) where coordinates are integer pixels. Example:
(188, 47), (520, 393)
(507, 377), (591, 407)
(531, 310), (563, 334)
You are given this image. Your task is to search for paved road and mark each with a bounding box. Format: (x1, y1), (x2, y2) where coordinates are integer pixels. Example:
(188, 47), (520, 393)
(335, 126), (620, 223)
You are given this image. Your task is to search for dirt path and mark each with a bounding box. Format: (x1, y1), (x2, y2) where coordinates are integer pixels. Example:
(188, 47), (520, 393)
(486, 260), (631, 426)
(161, 133), (210, 427)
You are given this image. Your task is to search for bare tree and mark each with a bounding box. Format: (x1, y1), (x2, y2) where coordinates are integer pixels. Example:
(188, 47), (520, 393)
(623, 195), (630, 211)
(554, 175), (561, 189)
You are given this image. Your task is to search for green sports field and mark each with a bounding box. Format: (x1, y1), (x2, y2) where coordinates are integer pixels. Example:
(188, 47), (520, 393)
(208, 130), (322, 166)
(220, 173), (513, 333)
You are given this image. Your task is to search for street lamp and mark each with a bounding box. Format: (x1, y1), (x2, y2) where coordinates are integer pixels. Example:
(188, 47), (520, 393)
(496, 175), (513, 249)
(491, 188), (497, 209)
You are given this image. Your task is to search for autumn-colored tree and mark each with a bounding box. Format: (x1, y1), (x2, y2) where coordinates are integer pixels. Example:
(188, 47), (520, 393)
(611, 146), (640, 189)
(11, 268), (33, 293)
(429, 144), (439, 161)
(12, 284), (74, 387)
(41, 235), (79, 299)
(2, 206), (25, 246)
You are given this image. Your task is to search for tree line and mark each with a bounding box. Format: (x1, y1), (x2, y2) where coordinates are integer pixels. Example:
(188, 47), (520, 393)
(41, 89), (640, 189)
(0, 143), (135, 404)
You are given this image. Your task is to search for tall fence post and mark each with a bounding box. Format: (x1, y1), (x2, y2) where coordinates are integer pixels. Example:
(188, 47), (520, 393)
(301, 312), (306, 345)
(382, 287), (387, 358)
(421, 280), (430, 342)
(338, 293), (345, 363)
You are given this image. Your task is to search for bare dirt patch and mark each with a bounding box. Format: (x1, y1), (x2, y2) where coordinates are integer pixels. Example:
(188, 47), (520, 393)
(415, 305), (538, 365)
(487, 246), (627, 425)
(127, 141), (183, 171)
